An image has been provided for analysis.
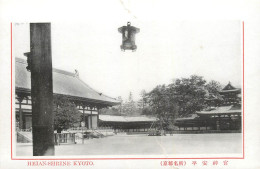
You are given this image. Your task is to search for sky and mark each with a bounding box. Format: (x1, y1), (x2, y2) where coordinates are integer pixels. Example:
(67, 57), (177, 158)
(13, 19), (242, 101)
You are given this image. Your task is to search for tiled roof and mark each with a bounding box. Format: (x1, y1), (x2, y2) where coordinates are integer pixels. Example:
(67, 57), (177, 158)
(15, 57), (120, 106)
(219, 89), (241, 93)
(222, 82), (236, 90)
(99, 115), (157, 122)
(220, 82), (241, 93)
(175, 114), (199, 121)
(197, 105), (241, 115)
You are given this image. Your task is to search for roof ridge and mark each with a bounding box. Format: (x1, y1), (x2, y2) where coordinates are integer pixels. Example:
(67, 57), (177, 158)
(15, 57), (75, 77)
(53, 68), (75, 76)
(222, 82), (236, 90)
(15, 57), (120, 105)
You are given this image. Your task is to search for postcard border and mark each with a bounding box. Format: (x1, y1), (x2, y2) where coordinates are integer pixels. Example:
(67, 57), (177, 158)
(11, 22), (245, 160)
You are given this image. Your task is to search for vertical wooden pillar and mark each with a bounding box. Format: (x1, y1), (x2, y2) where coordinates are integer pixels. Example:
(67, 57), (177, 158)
(30, 23), (54, 156)
(83, 106), (85, 125)
(205, 121), (207, 131)
(97, 107), (99, 128)
(229, 115), (231, 130)
(216, 115), (220, 130)
(234, 116), (237, 130)
(90, 107), (93, 129)
(82, 105), (85, 143)
(18, 98), (23, 129)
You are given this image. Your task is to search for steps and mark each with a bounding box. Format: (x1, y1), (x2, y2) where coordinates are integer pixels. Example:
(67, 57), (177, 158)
(17, 131), (32, 143)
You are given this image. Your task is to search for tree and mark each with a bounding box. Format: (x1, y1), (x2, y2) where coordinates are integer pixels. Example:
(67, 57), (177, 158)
(122, 92), (138, 116)
(145, 75), (208, 128)
(99, 96), (123, 115)
(128, 92), (133, 102)
(205, 80), (222, 95)
(171, 75), (207, 117)
(204, 80), (224, 106)
(99, 106), (121, 115)
(140, 89), (147, 110)
(117, 96), (123, 115)
(53, 95), (81, 132)
(144, 75), (225, 129)
(99, 94), (143, 116)
(146, 85), (177, 129)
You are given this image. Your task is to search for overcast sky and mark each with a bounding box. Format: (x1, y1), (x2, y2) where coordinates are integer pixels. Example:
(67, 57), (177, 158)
(13, 19), (242, 101)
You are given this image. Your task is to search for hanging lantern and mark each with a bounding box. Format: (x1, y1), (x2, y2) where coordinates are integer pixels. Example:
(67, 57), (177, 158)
(118, 22), (140, 51)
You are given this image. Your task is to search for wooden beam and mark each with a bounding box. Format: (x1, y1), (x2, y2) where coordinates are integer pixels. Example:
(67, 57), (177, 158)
(30, 23), (54, 156)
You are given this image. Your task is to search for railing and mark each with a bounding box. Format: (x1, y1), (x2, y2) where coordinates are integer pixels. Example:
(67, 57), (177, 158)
(54, 133), (76, 145)
(17, 128), (32, 132)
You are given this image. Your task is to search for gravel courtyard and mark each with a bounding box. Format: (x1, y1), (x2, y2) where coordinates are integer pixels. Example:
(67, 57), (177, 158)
(16, 133), (242, 156)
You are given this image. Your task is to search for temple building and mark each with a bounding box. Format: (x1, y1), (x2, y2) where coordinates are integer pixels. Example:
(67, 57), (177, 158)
(99, 115), (157, 133)
(15, 57), (120, 130)
(175, 82), (242, 131)
(219, 82), (241, 106)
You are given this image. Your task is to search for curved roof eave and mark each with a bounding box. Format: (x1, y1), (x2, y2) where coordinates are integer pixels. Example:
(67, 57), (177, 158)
(15, 57), (120, 107)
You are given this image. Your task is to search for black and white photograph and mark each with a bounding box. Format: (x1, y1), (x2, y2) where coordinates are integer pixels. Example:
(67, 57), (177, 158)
(1, 0), (260, 169)
(13, 20), (242, 157)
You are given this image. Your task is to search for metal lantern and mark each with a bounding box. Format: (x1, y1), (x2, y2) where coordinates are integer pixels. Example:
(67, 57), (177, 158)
(118, 22), (140, 51)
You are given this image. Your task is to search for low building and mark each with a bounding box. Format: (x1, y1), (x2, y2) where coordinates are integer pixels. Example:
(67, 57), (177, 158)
(175, 82), (242, 131)
(99, 115), (157, 132)
(15, 57), (120, 130)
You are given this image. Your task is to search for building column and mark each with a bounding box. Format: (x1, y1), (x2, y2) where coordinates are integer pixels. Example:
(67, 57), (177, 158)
(97, 107), (100, 128)
(205, 121), (207, 131)
(17, 95), (26, 130)
(30, 23), (54, 156)
(228, 115), (232, 130)
(18, 99), (23, 129)
(90, 107), (93, 129)
(82, 105), (86, 127)
(216, 115), (220, 130)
